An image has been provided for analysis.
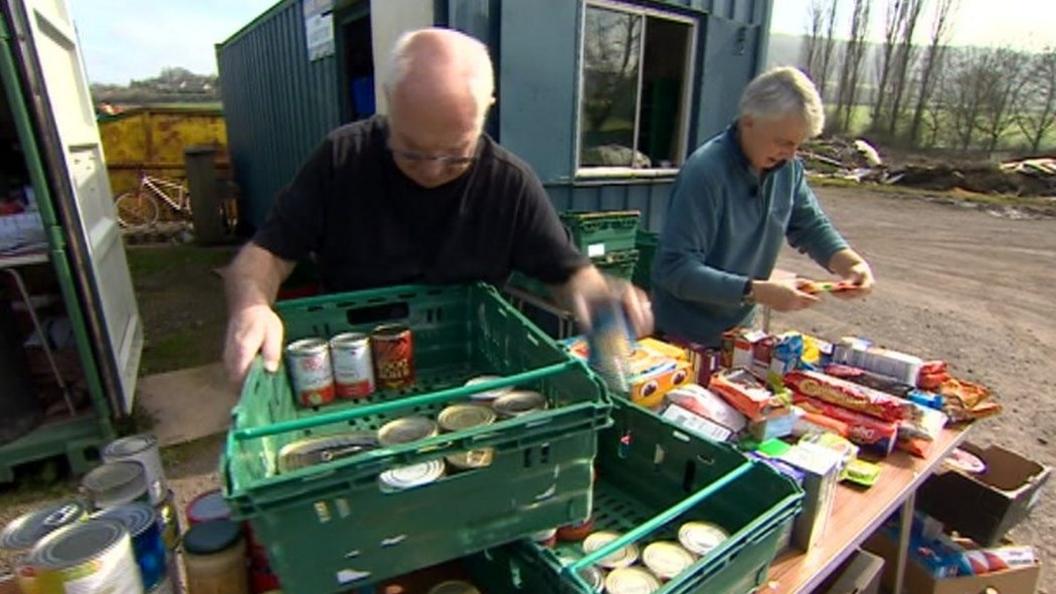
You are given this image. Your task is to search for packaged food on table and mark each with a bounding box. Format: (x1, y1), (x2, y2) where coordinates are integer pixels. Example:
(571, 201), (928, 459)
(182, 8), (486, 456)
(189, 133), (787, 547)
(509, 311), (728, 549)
(831, 337), (924, 386)
(784, 370), (916, 422)
(823, 363), (914, 398)
(793, 395), (898, 456)
(749, 406), (801, 441)
(792, 411), (850, 438)
(709, 368), (784, 421)
(665, 384), (747, 433)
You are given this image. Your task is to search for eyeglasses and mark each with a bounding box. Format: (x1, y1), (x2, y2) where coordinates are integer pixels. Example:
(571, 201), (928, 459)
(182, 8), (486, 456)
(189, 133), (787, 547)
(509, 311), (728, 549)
(388, 146), (477, 167)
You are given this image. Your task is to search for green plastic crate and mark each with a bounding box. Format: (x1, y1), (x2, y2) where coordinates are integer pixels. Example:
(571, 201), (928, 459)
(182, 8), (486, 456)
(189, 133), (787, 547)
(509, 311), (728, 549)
(561, 210), (640, 258)
(633, 230), (659, 291)
(504, 401), (803, 593)
(507, 249), (640, 300)
(222, 283), (612, 592)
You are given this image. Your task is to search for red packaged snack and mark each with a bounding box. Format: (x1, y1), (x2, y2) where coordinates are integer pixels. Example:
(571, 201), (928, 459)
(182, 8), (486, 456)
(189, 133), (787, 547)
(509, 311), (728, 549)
(793, 395), (898, 456)
(784, 370), (915, 422)
(709, 368), (783, 421)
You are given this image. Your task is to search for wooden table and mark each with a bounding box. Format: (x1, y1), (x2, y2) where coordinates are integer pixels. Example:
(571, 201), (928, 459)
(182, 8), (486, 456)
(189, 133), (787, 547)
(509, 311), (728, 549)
(763, 425), (971, 594)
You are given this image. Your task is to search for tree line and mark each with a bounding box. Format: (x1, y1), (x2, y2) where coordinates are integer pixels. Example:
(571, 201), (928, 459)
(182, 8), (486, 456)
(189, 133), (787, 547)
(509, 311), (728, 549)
(800, 0), (1056, 155)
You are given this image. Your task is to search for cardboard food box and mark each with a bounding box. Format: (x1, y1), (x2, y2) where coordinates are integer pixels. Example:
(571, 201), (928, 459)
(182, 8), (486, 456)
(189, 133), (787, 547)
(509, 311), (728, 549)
(917, 442), (1051, 546)
(817, 548), (884, 594)
(863, 530), (1041, 594)
(779, 442), (843, 551)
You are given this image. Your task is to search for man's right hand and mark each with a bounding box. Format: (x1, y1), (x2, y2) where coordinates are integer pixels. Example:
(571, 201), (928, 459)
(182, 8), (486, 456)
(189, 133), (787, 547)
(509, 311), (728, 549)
(223, 304), (285, 384)
(751, 280), (819, 312)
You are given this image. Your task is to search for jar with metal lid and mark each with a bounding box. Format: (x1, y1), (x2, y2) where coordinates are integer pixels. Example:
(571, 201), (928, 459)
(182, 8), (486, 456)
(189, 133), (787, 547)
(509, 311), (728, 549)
(182, 519), (249, 594)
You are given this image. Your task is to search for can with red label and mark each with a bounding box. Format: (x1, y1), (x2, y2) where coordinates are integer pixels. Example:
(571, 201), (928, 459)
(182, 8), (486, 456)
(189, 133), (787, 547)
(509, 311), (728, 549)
(329, 332), (375, 399)
(285, 337), (335, 407)
(371, 324), (415, 389)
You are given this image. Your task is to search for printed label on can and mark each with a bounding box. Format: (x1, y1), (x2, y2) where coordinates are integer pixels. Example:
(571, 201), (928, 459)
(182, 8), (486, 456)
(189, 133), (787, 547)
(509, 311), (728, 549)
(37, 532), (141, 594)
(371, 326), (415, 389)
(286, 338), (335, 407)
(330, 333), (375, 398)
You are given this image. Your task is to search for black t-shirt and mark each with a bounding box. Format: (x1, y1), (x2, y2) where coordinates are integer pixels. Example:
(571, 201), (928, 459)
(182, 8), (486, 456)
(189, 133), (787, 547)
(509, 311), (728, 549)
(252, 116), (588, 292)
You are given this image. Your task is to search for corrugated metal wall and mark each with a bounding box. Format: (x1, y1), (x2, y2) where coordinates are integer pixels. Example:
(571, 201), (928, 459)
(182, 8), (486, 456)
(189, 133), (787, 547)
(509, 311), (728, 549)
(221, 0), (771, 233)
(217, 0), (341, 230)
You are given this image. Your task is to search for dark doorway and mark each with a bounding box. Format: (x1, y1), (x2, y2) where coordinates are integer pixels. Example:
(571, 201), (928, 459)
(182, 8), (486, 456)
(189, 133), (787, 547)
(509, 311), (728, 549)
(339, 8), (374, 123)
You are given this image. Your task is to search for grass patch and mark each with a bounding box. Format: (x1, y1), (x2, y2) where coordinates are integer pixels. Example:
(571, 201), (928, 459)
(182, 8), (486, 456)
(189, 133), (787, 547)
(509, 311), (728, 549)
(126, 244), (233, 280)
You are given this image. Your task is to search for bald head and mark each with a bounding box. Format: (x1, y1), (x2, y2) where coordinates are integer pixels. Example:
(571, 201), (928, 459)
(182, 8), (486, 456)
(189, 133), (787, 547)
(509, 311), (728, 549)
(384, 28), (494, 130)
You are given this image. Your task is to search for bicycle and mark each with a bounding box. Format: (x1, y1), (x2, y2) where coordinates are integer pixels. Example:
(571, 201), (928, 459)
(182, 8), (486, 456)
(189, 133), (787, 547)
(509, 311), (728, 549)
(114, 173), (191, 229)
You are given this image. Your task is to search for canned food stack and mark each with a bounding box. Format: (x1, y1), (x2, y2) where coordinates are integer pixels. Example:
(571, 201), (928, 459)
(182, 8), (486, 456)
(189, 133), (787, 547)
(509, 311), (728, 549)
(225, 283), (612, 591)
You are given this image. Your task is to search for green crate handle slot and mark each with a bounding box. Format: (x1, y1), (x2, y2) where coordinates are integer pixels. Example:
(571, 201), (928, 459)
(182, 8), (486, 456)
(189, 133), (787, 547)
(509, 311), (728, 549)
(233, 359), (586, 441)
(563, 459), (754, 574)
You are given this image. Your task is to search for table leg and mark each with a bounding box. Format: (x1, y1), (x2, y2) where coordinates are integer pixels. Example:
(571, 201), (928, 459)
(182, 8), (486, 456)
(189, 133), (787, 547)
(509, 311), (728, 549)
(892, 490), (916, 594)
(3, 268), (76, 415)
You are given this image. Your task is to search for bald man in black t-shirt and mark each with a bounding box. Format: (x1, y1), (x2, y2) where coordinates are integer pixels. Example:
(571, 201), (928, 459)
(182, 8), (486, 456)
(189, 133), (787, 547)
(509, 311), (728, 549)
(223, 28), (652, 383)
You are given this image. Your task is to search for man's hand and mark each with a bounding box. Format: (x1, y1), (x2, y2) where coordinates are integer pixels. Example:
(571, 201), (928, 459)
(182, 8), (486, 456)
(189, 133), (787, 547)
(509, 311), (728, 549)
(828, 249), (875, 299)
(561, 266), (654, 337)
(752, 280), (819, 312)
(223, 304), (284, 384)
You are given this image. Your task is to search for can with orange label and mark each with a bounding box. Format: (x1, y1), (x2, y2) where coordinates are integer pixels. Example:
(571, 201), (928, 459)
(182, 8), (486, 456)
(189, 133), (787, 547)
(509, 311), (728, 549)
(371, 324), (415, 389)
(285, 337), (335, 407)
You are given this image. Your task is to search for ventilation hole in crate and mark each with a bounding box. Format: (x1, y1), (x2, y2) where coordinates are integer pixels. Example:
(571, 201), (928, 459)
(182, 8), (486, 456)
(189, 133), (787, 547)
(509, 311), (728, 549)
(343, 549), (360, 559)
(335, 498), (351, 519)
(618, 432), (632, 459)
(653, 445), (666, 468)
(509, 561), (524, 588)
(436, 308), (443, 322)
(381, 535), (407, 547)
(682, 461), (697, 493)
(523, 449), (533, 468)
(336, 569), (370, 585)
(540, 444), (551, 464)
(696, 455), (715, 466)
(314, 501), (331, 524)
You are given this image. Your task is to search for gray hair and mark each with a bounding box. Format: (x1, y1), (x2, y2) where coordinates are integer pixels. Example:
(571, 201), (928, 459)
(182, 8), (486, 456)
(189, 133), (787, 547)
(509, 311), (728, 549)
(739, 67), (825, 137)
(383, 28), (494, 126)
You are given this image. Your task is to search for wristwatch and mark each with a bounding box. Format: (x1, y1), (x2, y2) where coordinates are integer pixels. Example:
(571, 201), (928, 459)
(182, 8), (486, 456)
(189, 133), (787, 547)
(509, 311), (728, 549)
(741, 279), (756, 305)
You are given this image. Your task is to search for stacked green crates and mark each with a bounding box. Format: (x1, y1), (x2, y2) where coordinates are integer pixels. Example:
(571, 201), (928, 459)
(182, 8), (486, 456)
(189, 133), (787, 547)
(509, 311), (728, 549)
(222, 283), (612, 592)
(633, 229), (659, 291)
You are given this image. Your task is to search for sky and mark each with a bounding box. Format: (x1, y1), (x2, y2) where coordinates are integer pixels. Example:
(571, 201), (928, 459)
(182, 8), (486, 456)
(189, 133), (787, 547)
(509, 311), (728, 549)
(70, 0), (1056, 85)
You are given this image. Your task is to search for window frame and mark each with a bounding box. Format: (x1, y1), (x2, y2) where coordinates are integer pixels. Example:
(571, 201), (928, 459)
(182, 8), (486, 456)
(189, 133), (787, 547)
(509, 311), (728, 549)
(574, 0), (698, 179)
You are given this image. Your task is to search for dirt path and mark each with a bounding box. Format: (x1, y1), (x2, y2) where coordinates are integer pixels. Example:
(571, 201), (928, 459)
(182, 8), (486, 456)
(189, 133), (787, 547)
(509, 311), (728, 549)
(773, 186), (1056, 590)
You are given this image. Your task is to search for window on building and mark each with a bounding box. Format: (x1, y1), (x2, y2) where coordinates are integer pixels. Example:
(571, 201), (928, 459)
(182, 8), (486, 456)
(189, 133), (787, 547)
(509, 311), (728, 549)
(577, 1), (696, 176)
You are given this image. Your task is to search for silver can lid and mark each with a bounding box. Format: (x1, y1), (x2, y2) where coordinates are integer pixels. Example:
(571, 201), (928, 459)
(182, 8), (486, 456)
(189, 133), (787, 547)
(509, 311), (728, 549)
(277, 432), (379, 473)
(30, 518), (128, 569)
(492, 390), (547, 418)
(605, 567), (660, 594)
(377, 416), (438, 446)
(92, 503), (157, 538)
(102, 434), (158, 459)
(464, 375), (515, 401)
(642, 541), (696, 580)
(582, 531), (639, 569)
(81, 461), (147, 506)
(285, 337), (328, 354)
(438, 403), (497, 432)
(372, 324), (409, 338)
(444, 448), (495, 470)
(329, 332), (369, 347)
(677, 522), (728, 557)
(379, 460), (445, 492)
(1, 501), (87, 551)
(427, 580), (481, 594)
(578, 565), (606, 592)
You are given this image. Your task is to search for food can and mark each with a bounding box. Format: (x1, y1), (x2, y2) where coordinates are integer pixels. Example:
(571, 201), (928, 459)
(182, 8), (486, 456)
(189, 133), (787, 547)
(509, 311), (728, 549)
(371, 324), (415, 389)
(444, 448), (495, 471)
(103, 433), (167, 505)
(330, 332), (375, 399)
(377, 416), (438, 447)
(492, 390), (548, 418)
(582, 531), (639, 569)
(93, 503), (167, 590)
(149, 576), (175, 594)
(285, 337), (335, 407)
(81, 461), (149, 510)
(379, 459), (445, 492)
(28, 518), (142, 594)
(677, 521), (728, 557)
(437, 403), (496, 432)
(577, 565), (606, 592)
(155, 489), (181, 551)
(1, 500), (88, 552)
(463, 375), (515, 401)
(427, 580), (481, 594)
(557, 517), (595, 542)
(186, 489), (230, 526)
(277, 431), (379, 473)
(605, 567), (660, 594)
(642, 541), (696, 580)
(529, 528), (558, 548)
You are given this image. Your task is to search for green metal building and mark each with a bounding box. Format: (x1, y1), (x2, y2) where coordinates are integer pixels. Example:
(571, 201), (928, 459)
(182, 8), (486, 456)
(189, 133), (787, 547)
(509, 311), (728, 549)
(217, 0), (773, 232)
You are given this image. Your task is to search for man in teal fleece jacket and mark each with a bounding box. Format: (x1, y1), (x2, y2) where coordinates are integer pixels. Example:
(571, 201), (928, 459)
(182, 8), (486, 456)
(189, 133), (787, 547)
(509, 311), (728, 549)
(652, 67), (875, 347)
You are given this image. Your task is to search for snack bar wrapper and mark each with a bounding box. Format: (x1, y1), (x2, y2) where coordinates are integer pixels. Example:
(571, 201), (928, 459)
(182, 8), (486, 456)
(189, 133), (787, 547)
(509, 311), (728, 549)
(793, 394), (898, 456)
(709, 368), (784, 421)
(784, 370), (916, 423)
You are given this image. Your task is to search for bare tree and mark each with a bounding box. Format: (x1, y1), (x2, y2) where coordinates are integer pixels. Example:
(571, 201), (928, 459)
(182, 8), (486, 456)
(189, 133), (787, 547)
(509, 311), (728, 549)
(834, 0), (873, 132)
(871, 0), (911, 131)
(920, 65), (947, 147)
(886, 0), (925, 136)
(944, 48), (988, 150)
(908, 0), (958, 147)
(802, 1), (826, 80)
(816, 0), (840, 101)
(976, 48), (1029, 155)
(1015, 47), (1056, 153)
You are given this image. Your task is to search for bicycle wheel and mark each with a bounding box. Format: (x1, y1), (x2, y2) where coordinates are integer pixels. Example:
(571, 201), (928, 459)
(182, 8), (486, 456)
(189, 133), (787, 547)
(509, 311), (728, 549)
(115, 191), (160, 229)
